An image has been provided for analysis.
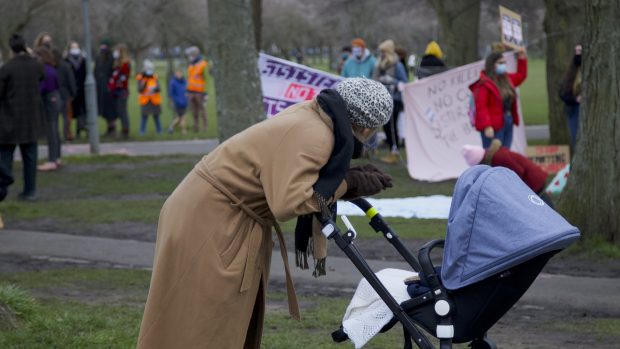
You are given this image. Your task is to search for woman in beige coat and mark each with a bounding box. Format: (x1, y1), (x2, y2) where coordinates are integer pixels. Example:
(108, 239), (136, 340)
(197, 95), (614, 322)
(137, 78), (394, 348)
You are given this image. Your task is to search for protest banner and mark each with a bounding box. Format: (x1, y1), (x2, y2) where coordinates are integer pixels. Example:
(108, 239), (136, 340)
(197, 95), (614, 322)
(525, 145), (570, 174)
(500, 5), (525, 50)
(402, 53), (527, 182)
(258, 53), (342, 117)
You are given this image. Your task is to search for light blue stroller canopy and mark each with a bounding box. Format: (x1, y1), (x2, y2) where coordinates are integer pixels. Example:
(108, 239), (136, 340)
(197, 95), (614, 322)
(441, 165), (580, 290)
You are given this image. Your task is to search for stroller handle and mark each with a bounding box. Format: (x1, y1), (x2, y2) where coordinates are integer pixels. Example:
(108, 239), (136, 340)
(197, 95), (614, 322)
(348, 198), (423, 272)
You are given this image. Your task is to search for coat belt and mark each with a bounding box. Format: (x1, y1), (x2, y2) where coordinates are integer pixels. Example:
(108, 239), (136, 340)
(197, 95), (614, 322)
(194, 168), (301, 321)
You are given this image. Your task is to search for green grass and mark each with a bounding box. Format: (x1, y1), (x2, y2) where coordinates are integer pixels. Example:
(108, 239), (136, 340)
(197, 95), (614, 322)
(519, 59), (548, 125)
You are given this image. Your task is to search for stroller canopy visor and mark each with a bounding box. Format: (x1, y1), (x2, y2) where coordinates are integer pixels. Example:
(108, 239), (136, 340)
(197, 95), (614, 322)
(441, 165), (580, 290)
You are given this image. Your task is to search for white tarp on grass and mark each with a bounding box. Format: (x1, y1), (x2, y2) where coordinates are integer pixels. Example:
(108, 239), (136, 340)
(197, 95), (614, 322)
(337, 196), (452, 219)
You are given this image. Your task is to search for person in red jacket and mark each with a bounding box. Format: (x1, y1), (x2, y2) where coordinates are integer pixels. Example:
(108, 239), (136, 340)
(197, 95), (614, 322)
(470, 48), (527, 149)
(462, 139), (552, 206)
(107, 43), (131, 138)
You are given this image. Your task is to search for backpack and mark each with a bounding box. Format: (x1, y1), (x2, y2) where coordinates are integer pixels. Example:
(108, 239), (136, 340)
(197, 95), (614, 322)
(467, 80), (482, 128)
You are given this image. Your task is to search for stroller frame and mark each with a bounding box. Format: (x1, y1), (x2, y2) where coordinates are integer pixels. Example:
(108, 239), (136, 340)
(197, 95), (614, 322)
(322, 198), (496, 349)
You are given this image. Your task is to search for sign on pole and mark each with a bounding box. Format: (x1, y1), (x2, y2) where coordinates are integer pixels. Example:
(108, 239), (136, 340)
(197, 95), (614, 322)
(499, 5), (525, 50)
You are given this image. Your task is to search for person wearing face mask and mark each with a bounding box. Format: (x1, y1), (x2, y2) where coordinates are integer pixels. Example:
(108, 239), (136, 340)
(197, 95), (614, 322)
(336, 45), (352, 75)
(185, 46), (209, 133)
(95, 40), (116, 136)
(469, 47), (527, 149)
(136, 59), (162, 135)
(137, 78), (393, 349)
(65, 41), (87, 140)
(559, 44), (582, 148)
(33, 32), (53, 49)
(341, 38), (376, 79)
(108, 43), (132, 139)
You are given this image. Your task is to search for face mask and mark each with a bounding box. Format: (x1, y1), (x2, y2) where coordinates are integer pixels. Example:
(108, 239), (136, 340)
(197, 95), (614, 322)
(113, 50), (120, 59)
(341, 53), (349, 60)
(495, 63), (507, 75)
(145, 69), (154, 75)
(573, 54), (582, 67)
(70, 47), (81, 56)
(352, 47), (363, 59)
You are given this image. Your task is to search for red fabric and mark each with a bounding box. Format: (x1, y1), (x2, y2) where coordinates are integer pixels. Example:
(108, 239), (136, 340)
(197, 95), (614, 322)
(470, 57), (527, 131)
(490, 147), (547, 193)
(108, 62), (131, 92)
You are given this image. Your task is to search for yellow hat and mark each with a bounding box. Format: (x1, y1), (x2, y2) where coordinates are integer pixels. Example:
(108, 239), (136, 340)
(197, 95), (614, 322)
(425, 41), (443, 59)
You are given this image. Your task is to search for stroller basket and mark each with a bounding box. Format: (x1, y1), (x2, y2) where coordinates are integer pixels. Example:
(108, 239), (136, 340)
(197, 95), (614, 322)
(322, 166), (581, 349)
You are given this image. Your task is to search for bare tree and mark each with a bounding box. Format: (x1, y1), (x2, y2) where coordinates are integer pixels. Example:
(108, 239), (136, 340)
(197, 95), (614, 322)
(208, 0), (264, 141)
(428, 0), (481, 66)
(543, 0), (584, 147)
(0, 0), (50, 61)
(558, 0), (620, 245)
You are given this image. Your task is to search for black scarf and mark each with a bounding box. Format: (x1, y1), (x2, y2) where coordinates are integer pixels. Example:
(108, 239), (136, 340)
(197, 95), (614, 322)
(295, 89), (354, 275)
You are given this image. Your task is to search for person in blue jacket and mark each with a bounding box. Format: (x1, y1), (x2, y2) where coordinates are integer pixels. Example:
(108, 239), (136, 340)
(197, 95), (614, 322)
(341, 38), (376, 78)
(168, 69), (188, 134)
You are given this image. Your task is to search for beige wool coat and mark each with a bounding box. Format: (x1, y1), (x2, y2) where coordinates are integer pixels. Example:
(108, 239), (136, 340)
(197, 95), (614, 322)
(137, 100), (347, 349)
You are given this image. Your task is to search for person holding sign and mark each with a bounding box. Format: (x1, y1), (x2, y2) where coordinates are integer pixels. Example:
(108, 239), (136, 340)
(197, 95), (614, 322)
(469, 48), (527, 149)
(137, 78), (394, 349)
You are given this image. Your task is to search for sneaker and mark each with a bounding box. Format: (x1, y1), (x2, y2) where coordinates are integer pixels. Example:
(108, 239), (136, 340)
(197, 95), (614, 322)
(380, 153), (400, 164)
(17, 192), (37, 202)
(37, 162), (58, 171)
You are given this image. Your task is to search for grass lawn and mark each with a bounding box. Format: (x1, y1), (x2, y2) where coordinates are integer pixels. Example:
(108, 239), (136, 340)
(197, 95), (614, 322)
(2, 267), (619, 349)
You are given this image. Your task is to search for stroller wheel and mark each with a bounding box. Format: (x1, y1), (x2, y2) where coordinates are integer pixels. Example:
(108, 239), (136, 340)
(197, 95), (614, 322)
(469, 337), (497, 349)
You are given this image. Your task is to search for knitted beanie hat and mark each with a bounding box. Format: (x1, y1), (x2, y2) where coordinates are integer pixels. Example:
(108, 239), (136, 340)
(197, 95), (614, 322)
(425, 41), (443, 59)
(461, 144), (485, 166)
(351, 38), (366, 49)
(336, 78), (393, 129)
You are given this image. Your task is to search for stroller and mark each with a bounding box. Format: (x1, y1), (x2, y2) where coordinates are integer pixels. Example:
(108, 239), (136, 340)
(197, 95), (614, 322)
(320, 165), (581, 349)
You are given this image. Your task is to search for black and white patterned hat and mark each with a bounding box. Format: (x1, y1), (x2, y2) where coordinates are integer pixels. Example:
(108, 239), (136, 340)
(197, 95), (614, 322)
(336, 78), (393, 128)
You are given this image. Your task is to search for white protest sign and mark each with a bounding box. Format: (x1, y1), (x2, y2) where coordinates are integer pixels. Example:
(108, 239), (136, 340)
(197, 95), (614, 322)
(500, 6), (525, 50)
(258, 53), (342, 117)
(402, 54), (527, 182)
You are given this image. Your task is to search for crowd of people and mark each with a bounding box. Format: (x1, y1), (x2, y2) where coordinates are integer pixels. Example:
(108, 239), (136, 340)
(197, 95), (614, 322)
(338, 38), (448, 164)
(0, 32), (211, 201)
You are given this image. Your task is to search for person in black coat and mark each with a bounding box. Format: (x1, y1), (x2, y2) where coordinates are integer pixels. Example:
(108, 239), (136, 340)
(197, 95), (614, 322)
(416, 41), (448, 79)
(94, 40), (115, 135)
(66, 41), (87, 139)
(0, 34), (45, 201)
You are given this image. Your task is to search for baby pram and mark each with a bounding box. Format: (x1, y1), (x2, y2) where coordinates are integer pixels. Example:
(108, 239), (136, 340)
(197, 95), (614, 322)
(321, 165), (581, 349)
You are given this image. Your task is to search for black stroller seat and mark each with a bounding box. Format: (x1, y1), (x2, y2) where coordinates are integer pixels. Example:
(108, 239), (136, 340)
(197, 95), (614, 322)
(323, 166), (580, 349)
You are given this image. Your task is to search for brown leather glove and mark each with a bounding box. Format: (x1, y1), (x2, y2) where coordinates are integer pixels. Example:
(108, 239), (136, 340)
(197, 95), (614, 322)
(355, 164), (393, 189)
(342, 165), (393, 200)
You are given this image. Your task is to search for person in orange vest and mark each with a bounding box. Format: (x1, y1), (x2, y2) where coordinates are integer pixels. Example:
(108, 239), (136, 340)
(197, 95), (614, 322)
(136, 59), (162, 135)
(185, 46), (208, 132)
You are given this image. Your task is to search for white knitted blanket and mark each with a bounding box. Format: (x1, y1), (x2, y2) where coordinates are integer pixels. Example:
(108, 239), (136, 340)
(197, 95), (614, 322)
(342, 268), (417, 348)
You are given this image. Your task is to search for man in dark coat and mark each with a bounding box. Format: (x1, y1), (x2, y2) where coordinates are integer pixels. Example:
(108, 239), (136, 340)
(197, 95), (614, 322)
(94, 40), (115, 134)
(0, 34), (45, 201)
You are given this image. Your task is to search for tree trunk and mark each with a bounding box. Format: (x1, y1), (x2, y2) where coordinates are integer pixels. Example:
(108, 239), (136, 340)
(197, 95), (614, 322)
(208, 0), (264, 141)
(543, 0), (585, 148)
(252, 0), (262, 51)
(428, 0), (480, 66)
(558, 0), (620, 245)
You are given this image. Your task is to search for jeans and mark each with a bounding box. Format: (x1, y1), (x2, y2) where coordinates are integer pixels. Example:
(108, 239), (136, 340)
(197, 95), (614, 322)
(0, 142), (38, 196)
(114, 95), (130, 134)
(565, 104), (580, 148)
(481, 113), (514, 149)
(43, 91), (62, 162)
(140, 114), (162, 134)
